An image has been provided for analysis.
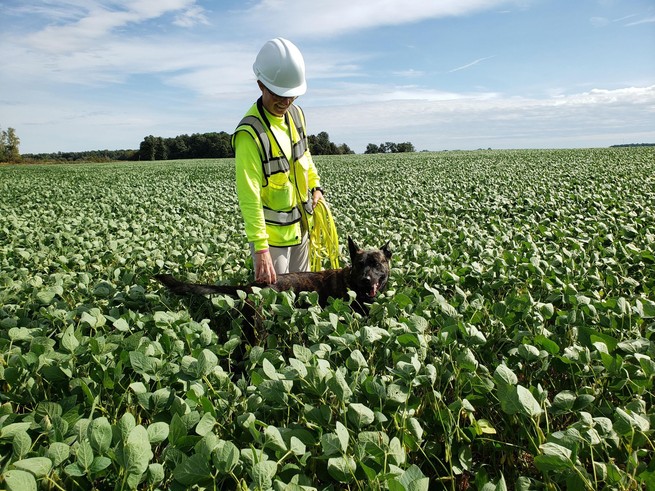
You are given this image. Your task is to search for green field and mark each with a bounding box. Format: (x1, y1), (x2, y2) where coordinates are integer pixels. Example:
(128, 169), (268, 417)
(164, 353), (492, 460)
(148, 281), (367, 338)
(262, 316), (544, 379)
(1, 148), (654, 490)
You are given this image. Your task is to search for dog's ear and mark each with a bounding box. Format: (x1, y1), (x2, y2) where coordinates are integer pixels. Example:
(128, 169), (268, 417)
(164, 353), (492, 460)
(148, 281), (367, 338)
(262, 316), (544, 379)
(348, 236), (359, 259)
(381, 241), (392, 260)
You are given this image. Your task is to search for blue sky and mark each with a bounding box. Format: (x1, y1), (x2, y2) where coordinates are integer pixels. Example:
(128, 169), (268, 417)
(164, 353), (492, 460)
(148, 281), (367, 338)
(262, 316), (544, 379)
(1, 0), (654, 154)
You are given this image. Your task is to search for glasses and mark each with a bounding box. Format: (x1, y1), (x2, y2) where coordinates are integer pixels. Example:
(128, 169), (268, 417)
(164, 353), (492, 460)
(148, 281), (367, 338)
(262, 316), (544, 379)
(265, 86), (297, 102)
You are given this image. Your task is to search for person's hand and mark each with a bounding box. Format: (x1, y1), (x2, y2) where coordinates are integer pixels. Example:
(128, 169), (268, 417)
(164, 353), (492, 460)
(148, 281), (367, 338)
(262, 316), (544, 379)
(312, 189), (324, 209)
(254, 249), (276, 284)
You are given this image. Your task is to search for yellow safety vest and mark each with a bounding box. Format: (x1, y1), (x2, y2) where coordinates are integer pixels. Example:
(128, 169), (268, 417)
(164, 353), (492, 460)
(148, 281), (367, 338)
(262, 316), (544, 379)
(232, 99), (318, 248)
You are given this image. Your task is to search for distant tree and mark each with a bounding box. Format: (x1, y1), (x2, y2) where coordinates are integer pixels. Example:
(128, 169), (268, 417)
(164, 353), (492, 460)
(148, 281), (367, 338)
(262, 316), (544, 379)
(382, 142), (397, 153)
(154, 137), (168, 160)
(395, 142), (415, 153)
(139, 135), (157, 161)
(169, 135), (189, 159)
(337, 143), (353, 155)
(0, 127), (20, 162)
(365, 143), (380, 154)
(308, 132), (353, 155)
(364, 140), (415, 154)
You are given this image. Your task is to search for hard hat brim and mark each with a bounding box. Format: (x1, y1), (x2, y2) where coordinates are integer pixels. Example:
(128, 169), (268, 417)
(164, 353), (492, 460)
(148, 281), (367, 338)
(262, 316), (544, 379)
(259, 78), (307, 98)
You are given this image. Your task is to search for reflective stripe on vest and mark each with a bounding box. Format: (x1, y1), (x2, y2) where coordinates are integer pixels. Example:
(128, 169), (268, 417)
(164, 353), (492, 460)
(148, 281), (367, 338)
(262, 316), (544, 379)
(287, 105), (308, 161)
(237, 116), (290, 176)
(263, 206), (302, 225)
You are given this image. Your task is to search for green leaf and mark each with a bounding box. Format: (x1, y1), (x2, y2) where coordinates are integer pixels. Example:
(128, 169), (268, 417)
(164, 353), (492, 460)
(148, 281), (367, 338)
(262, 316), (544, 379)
(335, 421), (349, 454)
(327, 455), (356, 482)
(64, 463), (86, 477)
(47, 442), (71, 466)
(113, 317), (130, 331)
(36, 287), (61, 305)
(250, 460), (277, 489)
(148, 463), (165, 484)
(292, 344), (313, 362)
(347, 403), (375, 428)
(12, 457), (53, 478)
(173, 454), (212, 486)
(551, 390), (576, 413)
(169, 413), (187, 445)
(61, 327), (79, 354)
(89, 456), (112, 473)
(406, 417), (424, 441)
(118, 412), (136, 442)
(493, 364), (517, 386)
(397, 333), (422, 348)
(12, 431), (32, 458)
(346, 349), (368, 370)
(88, 416), (112, 455)
(3, 469), (37, 491)
(636, 298), (655, 318)
(76, 440), (94, 471)
(327, 369), (352, 401)
(499, 384), (543, 417)
(534, 442), (574, 472)
(147, 422), (169, 444)
(197, 349), (218, 376)
(390, 464), (429, 491)
(264, 425), (287, 452)
(321, 433), (343, 457)
(212, 439), (240, 474)
(0, 423), (32, 439)
(614, 407), (650, 435)
(289, 436), (306, 456)
(124, 425), (152, 476)
(195, 412), (216, 437)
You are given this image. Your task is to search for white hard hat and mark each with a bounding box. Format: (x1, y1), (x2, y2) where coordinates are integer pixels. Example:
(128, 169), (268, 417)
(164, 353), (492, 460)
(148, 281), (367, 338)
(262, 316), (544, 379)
(253, 38), (307, 97)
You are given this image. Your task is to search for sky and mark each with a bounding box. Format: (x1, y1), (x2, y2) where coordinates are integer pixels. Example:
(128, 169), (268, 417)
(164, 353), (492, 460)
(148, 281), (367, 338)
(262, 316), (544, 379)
(1, 0), (654, 154)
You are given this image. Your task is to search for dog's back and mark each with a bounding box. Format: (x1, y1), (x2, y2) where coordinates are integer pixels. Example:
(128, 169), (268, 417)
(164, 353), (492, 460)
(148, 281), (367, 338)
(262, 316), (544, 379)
(155, 237), (391, 310)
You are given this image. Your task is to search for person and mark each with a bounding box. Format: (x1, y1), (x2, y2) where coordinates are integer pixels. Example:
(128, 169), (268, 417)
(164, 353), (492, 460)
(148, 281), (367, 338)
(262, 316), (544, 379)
(232, 38), (323, 285)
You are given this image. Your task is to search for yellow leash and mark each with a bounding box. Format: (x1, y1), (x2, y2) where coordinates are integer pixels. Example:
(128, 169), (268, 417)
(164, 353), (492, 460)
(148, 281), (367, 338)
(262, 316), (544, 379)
(309, 199), (340, 271)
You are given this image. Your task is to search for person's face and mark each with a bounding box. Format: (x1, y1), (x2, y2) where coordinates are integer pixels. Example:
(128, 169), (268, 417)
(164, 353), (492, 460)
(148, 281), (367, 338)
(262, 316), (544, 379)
(258, 81), (297, 117)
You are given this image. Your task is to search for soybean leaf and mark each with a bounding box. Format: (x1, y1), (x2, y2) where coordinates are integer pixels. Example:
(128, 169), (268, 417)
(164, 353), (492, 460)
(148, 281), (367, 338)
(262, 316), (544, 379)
(534, 442), (574, 472)
(76, 440), (94, 472)
(3, 469), (37, 491)
(327, 455), (356, 483)
(264, 425), (287, 452)
(12, 457), (53, 478)
(195, 412), (216, 437)
(347, 403), (375, 428)
(213, 439), (240, 474)
(88, 417), (112, 455)
(47, 442), (71, 466)
(147, 422), (169, 444)
(250, 460), (277, 489)
(321, 433), (343, 457)
(124, 425), (152, 476)
(148, 463), (165, 484)
(173, 454), (212, 486)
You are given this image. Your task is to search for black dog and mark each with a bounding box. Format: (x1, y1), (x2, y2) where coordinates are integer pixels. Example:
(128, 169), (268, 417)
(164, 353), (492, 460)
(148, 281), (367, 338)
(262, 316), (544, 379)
(155, 237), (391, 315)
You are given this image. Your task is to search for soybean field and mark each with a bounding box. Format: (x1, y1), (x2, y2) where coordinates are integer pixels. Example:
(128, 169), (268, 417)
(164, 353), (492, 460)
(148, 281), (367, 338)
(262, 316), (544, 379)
(0, 147), (654, 490)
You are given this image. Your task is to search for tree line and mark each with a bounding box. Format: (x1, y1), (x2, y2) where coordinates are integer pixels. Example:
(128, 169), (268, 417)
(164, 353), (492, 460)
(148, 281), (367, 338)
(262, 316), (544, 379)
(365, 141), (416, 154)
(5, 125), (417, 163)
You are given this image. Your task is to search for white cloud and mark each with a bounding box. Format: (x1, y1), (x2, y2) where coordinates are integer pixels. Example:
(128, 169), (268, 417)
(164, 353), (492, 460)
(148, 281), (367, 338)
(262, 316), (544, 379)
(21, 0), (200, 52)
(240, 0), (518, 37)
(626, 16), (655, 26)
(449, 56), (496, 73)
(173, 5), (210, 27)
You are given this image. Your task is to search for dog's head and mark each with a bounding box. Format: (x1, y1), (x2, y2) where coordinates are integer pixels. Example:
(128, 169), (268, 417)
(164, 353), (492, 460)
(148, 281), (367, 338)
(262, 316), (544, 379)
(348, 236), (392, 301)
